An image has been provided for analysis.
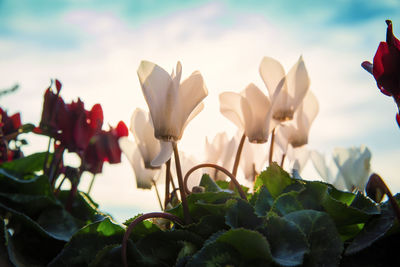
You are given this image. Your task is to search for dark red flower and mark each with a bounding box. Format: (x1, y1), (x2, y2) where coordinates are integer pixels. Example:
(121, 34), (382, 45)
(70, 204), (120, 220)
(0, 108), (21, 137)
(372, 20), (400, 101)
(362, 20), (400, 128)
(82, 121), (128, 174)
(36, 82), (66, 137)
(57, 99), (103, 153)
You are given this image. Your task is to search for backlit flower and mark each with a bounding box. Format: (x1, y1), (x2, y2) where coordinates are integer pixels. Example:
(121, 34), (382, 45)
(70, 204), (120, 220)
(137, 60), (208, 142)
(259, 56), (310, 121)
(277, 90), (319, 148)
(204, 132), (237, 180)
(332, 145), (371, 192)
(119, 138), (161, 189)
(130, 108), (167, 168)
(219, 83), (279, 143)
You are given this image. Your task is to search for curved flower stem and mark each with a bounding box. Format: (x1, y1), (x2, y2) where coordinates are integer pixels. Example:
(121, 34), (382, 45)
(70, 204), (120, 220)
(121, 212), (184, 267)
(172, 142), (191, 224)
(280, 154), (286, 168)
(164, 159), (171, 210)
(184, 163), (247, 200)
(229, 133), (246, 190)
(268, 128), (276, 165)
(232, 133), (246, 177)
(43, 137), (52, 173)
(152, 180), (163, 211)
(87, 173), (96, 195)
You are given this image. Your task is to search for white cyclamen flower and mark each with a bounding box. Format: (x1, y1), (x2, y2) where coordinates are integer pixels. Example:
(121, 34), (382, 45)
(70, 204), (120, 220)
(130, 108), (162, 168)
(332, 145), (372, 192)
(138, 61), (208, 166)
(119, 137), (161, 189)
(138, 60), (208, 142)
(259, 56), (310, 121)
(204, 132), (237, 180)
(219, 83), (279, 143)
(240, 139), (268, 181)
(278, 90), (319, 148)
(310, 150), (347, 191)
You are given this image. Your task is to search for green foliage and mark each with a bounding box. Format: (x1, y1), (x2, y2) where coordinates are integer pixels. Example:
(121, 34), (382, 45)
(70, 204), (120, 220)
(1, 157), (399, 266)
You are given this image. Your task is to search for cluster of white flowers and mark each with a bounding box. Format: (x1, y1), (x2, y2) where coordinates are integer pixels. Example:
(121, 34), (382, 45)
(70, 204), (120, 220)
(119, 57), (371, 203)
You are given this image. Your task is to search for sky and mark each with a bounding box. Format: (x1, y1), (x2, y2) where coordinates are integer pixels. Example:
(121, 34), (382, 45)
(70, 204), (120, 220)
(1, 0), (399, 222)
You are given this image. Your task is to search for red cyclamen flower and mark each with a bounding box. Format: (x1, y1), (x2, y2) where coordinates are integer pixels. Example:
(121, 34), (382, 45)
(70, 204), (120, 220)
(0, 108), (21, 137)
(58, 99), (103, 153)
(362, 20), (400, 127)
(82, 121), (128, 174)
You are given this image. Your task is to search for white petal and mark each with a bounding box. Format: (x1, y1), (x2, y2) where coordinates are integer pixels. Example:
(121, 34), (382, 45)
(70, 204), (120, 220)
(180, 102), (204, 139)
(137, 61), (172, 133)
(131, 108), (160, 166)
(259, 56), (287, 97)
(177, 71), (208, 138)
(132, 149), (156, 189)
(241, 83), (271, 143)
(286, 56), (310, 112)
(291, 146), (310, 173)
(151, 141), (173, 167)
(310, 150), (331, 182)
(219, 92), (245, 131)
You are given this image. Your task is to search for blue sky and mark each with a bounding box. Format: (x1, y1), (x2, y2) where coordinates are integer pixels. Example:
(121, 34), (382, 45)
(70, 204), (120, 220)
(1, 0), (399, 221)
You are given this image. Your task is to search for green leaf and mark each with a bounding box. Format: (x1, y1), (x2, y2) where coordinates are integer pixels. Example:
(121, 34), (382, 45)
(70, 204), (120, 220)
(0, 152), (49, 174)
(0, 218), (13, 267)
(260, 215), (309, 266)
(217, 228), (273, 262)
(123, 214), (161, 242)
(199, 174), (222, 192)
(136, 229), (203, 266)
(48, 217), (124, 267)
(187, 241), (241, 267)
(254, 163), (293, 198)
(271, 191), (303, 216)
(168, 191), (239, 221)
(225, 199), (262, 229)
(57, 191), (102, 223)
(183, 215), (228, 240)
(0, 171), (53, 197)
(1, 203), (66, 266)
(36, 208), (81, 242)
(321, 191), (379, 227)
(285, 210), (343, 267)
(254, 186), (274, 216)
(345, 196), (398, 255)
(296, 181), (328, 210)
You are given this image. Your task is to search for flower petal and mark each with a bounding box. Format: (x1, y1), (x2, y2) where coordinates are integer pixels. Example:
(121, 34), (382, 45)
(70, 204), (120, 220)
(151, 141), (173, 167)
(219, 92), (245, 131)
(286, 56), (310, 112)
(259, 56), (287, 97)
(177, 70), (208, 137)
(137, 60), (172, 132)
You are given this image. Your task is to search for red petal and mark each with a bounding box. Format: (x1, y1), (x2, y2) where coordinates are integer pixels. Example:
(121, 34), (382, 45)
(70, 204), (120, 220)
(396, 113), (400, 128)
(116, 121), (129, 137)
(89, 104), (103, 130)
(55, 79), (62, 93)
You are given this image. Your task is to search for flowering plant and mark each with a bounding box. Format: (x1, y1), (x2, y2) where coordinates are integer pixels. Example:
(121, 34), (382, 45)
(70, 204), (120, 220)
(0, 20), (399, 267)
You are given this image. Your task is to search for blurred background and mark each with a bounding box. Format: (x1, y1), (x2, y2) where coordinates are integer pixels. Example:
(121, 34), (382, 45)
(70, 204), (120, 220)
(0, 0), (399, 222)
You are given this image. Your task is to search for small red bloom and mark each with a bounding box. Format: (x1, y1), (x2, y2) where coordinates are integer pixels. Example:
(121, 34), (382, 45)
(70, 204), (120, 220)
(372, 20), (400, 101)
(82, 121), (128, 174)
(0, 108), (21, 137)
(37, 86), (66, 137)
